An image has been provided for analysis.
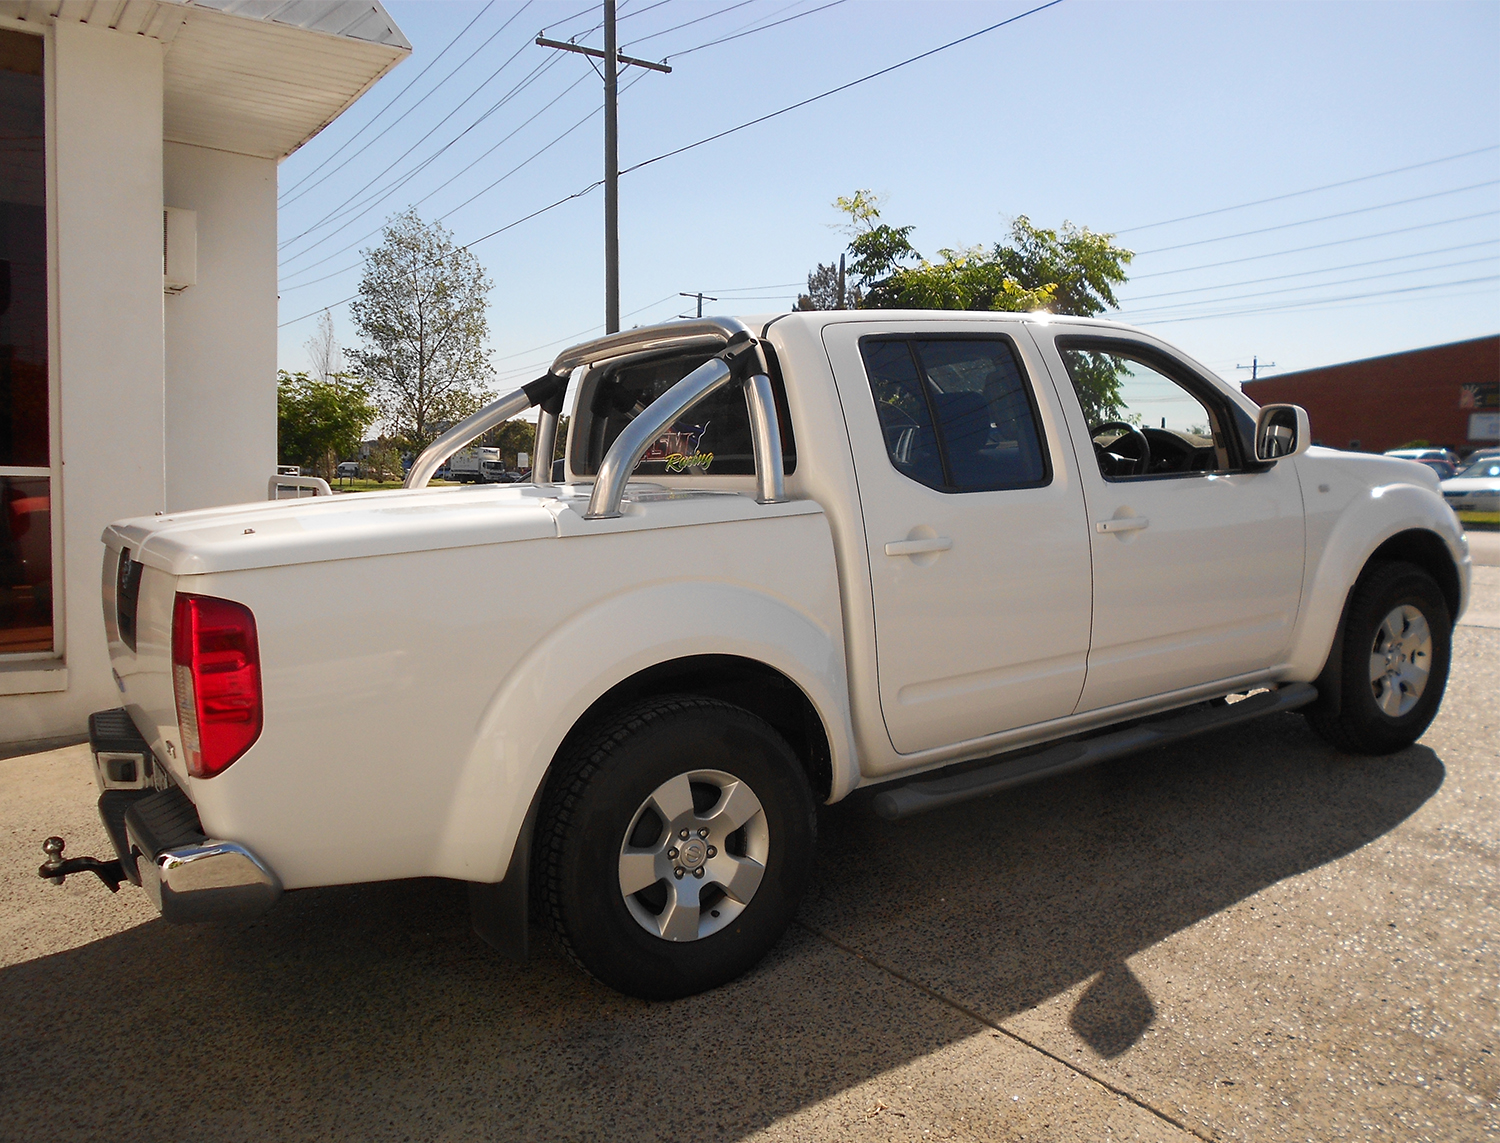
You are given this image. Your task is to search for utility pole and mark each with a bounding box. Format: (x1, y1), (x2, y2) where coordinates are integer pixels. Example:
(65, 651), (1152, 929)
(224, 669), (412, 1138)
(1236, 356), (1276, 382)
(837, 253), (846, 310)
(679, 291), (717, 319)
(538, 5), (670, 334)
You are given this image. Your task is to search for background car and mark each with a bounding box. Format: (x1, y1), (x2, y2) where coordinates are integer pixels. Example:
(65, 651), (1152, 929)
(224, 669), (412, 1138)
(1441, 456), (1500, 524)
(1385, 446), (1460, 466)
(1414, 458), (1458, 480)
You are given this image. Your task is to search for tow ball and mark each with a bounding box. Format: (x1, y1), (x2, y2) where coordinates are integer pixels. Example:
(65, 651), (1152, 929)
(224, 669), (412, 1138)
(37, 836), (127, 893)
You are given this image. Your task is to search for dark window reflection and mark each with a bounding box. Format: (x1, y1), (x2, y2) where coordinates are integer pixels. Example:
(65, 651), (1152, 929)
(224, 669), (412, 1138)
(1, 476), (50, 652)
(0, 30), (50, 653)
(1, 29), (47, 469)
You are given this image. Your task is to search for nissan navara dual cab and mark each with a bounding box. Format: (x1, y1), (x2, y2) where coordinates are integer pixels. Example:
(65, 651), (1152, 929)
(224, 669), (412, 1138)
(42, 312), (1469, 1000)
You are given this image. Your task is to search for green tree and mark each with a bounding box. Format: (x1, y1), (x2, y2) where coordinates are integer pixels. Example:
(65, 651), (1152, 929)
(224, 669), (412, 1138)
(364, 436), (405, 483)
(349, 208), (494, 453)
(829, 191), (1135, 421)
(277, 370), (376, 481)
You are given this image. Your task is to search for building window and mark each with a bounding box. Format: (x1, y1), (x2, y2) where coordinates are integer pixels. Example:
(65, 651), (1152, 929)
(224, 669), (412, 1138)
(0, 28), (51, 655)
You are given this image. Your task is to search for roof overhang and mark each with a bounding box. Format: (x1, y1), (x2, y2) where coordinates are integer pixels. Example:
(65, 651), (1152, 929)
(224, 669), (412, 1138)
(0, 0), (411, 159)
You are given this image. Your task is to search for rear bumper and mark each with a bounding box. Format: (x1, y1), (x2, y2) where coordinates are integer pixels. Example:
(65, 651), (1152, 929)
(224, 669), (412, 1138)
(91, 708), (282, 923)
(123, 788), (282, 923)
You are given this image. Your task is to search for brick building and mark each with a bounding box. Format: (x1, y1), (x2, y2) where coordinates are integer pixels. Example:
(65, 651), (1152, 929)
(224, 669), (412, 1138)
(1241, 335), (1499, 456)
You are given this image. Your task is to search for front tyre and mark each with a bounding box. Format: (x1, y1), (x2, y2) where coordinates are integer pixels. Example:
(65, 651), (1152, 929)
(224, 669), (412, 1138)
(1306, 560), (1452, 755)
(538, 696), (817, 1000)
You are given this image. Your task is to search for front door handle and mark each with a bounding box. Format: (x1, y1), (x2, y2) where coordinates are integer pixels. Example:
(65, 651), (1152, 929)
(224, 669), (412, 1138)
(1096, 516), (1150, 534)
(885, 536), (953, 556)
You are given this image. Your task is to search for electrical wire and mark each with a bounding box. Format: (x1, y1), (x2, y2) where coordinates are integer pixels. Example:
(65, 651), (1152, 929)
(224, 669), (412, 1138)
(1115, 144), (1500, 235)
(279, 49), (569, 265)
(1128, 210), (1500, 278)
(666, 0), (848, 59)
(279, 1), (503, 205)
(282, 66), (655, 293)
(1135, 275), (1499, 326)
(619, 0), (1065, 177)
(280, 67), (597, 288)
(623, 0), (761, 49)
(279, 178), (606, 329)
(1116, 239), (1500, 303)
(1133, 179), (1499, 256)
(1116, 255), (1499, 317)
(280, 2), (1066, 329)
(280, 40), (557, 254)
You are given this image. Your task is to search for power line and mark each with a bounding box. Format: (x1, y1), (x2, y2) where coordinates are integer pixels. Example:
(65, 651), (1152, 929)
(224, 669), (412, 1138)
(280, 2), (1067, 329)
(1116, 239), (1500, 303)
(624, 0), (760, 48)
(1133, 179), (1499, 256)
(441, 65), (653, 222)
(620, 0), (1065, 177)
(1115, 144), (1500, 234)
(279, 40), (554, 255)
(1136, 275), (1499, 326)
(280, 67), (599, 288)
(666, 0), (848, 59)
(279, 1), (503, 205)
(1129, 210), (1500, 279)
(278, 178), (606, 329)
(281, 65), (657, 294)
(1117, 254), (1499, 316)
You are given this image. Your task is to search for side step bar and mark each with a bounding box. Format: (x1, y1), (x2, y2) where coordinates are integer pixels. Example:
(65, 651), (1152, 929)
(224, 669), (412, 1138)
(872, 683), (1318, 821)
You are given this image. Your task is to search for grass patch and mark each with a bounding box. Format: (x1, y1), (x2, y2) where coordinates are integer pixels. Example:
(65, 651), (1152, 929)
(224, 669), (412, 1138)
(331, 478), (457, 494)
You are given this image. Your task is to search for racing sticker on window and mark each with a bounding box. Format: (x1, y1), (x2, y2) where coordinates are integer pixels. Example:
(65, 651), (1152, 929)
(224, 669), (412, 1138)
(643, 421), (714, 473)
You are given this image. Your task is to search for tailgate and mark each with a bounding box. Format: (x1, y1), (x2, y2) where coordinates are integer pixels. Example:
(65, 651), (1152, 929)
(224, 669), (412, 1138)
(102, 540), (186, 785)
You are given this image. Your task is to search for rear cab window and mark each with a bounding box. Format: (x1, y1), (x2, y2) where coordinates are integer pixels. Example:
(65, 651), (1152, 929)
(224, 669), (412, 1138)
(571, 351), (796, 479)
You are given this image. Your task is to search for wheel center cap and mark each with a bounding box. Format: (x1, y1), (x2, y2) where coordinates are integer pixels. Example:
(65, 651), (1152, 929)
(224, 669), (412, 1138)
(678, 838), (707, 868)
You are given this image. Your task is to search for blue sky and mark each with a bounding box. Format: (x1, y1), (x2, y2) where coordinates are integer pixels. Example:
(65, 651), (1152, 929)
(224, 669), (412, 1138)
(275, 0), (1499, 396)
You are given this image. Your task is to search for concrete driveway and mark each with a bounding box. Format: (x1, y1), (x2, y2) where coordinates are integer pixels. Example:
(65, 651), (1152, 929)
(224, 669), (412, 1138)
(2, 574), (1495, 1141)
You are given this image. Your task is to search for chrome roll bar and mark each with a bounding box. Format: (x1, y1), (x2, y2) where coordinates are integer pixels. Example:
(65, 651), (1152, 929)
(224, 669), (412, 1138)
(405, 387), (535, 489)
(532, 409), (560, 484)
(551, 317), (753, 375)
(586, 332), (788, 519)
(587, 356), (736, 519)
(407, 316), (789, 515)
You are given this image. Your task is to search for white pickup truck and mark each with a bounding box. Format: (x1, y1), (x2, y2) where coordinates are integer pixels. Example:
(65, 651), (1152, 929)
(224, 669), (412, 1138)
(42, 312), (1470, 1000)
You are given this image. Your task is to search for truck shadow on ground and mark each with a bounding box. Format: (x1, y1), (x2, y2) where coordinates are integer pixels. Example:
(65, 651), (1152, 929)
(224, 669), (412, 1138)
(0, 713), (1442, 1142)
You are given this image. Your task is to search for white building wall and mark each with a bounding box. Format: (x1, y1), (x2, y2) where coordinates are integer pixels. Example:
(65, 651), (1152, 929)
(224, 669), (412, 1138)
(163, 142), (276, 512)
(0, 21), (165, 742)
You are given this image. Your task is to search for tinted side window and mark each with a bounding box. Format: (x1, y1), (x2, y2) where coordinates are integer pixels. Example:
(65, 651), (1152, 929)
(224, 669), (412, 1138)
(578, 352), (796, 477)
(860, 337), (1049, 493)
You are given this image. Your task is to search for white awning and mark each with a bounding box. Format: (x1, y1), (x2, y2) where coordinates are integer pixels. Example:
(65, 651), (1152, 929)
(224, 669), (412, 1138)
(0, 0), (411, 159)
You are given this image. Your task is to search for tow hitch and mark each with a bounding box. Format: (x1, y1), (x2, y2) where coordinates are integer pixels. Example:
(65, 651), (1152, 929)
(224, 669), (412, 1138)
(38, 836), (127, 892)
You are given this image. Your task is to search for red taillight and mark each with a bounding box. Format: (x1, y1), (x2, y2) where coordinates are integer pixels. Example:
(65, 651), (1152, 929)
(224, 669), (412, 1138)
(172, 593), (262, 778)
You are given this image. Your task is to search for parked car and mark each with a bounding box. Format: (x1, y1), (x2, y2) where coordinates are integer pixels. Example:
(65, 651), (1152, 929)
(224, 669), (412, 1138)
(45, 312), (1469, 1000)
(1441, 456), (1500, 523)
(1414, 458), (1457, 480)
(1385, 447), (1460, 466)
(335, 461), (360, 479)
(276, 464), (301, 477)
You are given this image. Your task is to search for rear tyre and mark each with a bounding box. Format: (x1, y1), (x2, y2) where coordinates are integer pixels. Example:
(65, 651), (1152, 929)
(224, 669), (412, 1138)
(538, 695), (817, 1000)
(1305, 560), (1451, 755)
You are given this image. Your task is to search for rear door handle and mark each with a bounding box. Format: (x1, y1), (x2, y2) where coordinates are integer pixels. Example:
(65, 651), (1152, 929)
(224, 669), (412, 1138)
(884, 536), (953, 556)
(1096, 516), (1150, 534)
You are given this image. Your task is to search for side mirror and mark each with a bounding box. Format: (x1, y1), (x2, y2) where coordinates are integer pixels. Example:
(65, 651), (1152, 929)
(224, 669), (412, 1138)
(1254, 403), (1310, 462)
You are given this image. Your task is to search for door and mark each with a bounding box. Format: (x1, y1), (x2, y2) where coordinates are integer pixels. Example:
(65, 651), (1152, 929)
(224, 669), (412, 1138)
(823, 322), (1094, 756)
(1035, 330), (1306, 712)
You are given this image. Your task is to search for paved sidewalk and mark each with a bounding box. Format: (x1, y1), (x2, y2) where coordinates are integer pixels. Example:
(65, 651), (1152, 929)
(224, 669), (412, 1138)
(1, 573), (1495, 1141)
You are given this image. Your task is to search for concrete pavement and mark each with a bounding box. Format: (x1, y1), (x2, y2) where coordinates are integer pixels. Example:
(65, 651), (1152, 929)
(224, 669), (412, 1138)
(1, 573), (1495, 1141)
